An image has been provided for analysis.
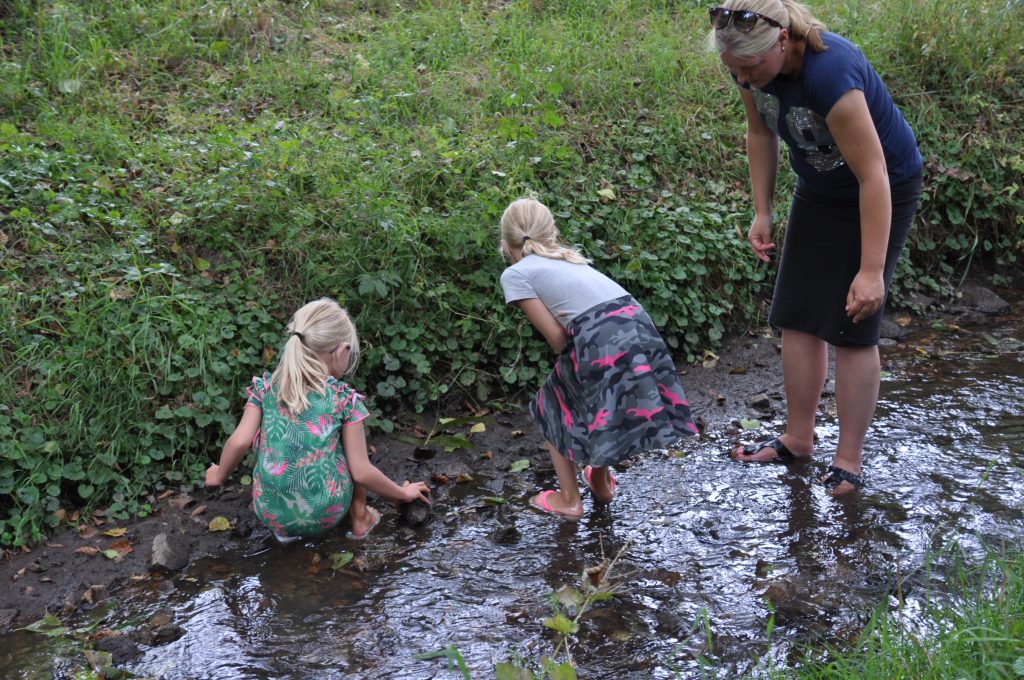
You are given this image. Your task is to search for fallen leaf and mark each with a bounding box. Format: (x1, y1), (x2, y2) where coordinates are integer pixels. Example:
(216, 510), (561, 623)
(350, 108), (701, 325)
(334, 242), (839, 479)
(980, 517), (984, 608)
(102, 549), (120, 560)
(510, 430), (524, 438)
(329, 551), (354, 570)
(45, 543), (64, 549)
(108, 539), (134, 559)
(157, 490), (175, 501)
(481, 450), (493, 459)
(469, 422), (486, 434)
(19, 613), (66, 637)
(455, 472), (474, 484)
(208, 516), (231, 532)
(101, 528), (127, 537)
(431, 473), (450, 485)
(79, 527), (98, 539)
(190, 505), (207, 517)
(509, 459), (530, 473)
(740, 418), (761, 430)
(167, 494), (193, 510)
(81, 585), (109, 605)
(75, 547), (100, 557)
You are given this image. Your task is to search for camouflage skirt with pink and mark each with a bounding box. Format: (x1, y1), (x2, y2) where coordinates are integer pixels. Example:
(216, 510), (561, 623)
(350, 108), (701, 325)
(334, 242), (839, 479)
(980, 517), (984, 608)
(530, 295), (697, 468)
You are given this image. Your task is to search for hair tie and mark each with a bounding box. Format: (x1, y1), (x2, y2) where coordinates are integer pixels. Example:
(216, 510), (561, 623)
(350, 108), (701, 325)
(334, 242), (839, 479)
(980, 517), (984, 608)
(290, 331), (305, 343)
(522, 235), (532, 244)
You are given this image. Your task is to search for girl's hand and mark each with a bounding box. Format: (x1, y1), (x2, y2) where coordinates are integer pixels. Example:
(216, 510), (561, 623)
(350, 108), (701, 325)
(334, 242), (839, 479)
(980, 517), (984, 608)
(205, 464), (226, 487)
(400, 480), (431, 505)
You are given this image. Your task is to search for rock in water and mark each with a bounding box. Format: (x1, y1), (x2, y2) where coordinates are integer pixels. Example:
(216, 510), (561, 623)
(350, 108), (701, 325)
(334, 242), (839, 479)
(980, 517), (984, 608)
(399, 499), (432, 527)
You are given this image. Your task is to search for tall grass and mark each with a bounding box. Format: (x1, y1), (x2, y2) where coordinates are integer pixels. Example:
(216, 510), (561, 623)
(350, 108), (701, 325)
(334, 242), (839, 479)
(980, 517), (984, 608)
(783, 550), (1024, 679)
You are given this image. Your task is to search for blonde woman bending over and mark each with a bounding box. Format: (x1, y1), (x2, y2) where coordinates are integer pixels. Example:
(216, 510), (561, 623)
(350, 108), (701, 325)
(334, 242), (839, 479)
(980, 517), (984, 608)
(709, 0), (923, 493)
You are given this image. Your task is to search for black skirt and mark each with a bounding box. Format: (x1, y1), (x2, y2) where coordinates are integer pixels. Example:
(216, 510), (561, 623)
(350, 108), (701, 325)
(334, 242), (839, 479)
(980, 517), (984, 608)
(768, 169), (923, 346)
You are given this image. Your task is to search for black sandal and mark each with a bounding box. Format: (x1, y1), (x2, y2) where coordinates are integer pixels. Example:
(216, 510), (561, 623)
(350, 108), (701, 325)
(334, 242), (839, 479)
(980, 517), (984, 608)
(735, 437), (796, 462)
(821, 465), (863, 490)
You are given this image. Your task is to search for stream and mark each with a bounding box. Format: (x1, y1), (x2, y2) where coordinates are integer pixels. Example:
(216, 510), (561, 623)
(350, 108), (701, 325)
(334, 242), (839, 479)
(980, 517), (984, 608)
(2, 311), (1022, 679)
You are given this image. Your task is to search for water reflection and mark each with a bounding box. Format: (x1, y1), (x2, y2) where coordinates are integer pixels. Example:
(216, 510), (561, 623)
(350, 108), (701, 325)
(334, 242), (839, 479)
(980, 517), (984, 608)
(2, 316), (1022, 679)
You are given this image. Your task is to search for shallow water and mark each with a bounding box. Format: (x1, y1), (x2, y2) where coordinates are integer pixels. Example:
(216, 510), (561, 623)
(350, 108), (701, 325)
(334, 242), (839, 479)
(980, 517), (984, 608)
(3, 317), (1023, 679)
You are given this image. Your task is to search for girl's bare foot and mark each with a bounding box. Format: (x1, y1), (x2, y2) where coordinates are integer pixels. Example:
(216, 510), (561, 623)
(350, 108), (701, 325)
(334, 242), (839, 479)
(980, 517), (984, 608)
(347, 506), (382, 540)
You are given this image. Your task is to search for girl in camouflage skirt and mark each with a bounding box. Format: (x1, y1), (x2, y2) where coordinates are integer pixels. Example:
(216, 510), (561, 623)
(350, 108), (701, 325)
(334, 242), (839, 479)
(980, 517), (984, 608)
(499, 199), (698, 519)
(206, 298), (430, 542)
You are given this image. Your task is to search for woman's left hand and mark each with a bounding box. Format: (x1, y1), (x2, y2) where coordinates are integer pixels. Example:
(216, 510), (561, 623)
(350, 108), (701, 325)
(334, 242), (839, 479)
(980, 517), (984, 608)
(846, 270), (886, 322)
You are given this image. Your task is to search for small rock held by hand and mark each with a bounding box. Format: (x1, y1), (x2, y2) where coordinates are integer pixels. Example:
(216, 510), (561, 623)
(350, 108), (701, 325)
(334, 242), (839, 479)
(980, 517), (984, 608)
(399, 499), (432, 527)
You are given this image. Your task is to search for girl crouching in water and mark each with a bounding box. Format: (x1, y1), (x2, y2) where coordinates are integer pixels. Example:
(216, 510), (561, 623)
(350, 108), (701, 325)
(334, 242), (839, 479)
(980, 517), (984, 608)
(206, 298), (430, 542)
(499, 199), (698, 519)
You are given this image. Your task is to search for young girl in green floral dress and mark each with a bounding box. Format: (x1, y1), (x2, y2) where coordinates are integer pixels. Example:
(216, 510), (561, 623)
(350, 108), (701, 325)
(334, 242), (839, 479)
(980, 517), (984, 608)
(206, 298), (430, 543)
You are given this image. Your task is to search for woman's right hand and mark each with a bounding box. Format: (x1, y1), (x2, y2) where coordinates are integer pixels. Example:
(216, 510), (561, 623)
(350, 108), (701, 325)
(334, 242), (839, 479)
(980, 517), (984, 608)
(747, 215), (776, 263)
(400, 480), (432, 505)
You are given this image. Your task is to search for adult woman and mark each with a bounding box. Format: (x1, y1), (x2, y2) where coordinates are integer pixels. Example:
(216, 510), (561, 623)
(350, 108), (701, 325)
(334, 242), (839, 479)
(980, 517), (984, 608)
(709, 0), (923, 492)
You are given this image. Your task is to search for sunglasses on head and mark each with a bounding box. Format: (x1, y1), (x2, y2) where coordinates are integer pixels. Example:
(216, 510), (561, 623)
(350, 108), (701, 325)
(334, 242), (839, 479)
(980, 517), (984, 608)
(709, 7), (783, 32)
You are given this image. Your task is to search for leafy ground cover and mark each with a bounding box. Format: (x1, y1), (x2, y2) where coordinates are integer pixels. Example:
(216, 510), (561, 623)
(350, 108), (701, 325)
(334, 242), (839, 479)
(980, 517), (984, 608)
(1, 0), (1021, 548)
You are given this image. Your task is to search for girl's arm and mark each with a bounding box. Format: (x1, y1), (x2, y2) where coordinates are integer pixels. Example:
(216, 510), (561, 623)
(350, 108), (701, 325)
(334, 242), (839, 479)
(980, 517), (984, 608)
(739, 87), (780, 263)
(825, 89), (891, 323)
(515, 298), (569, 353)
(342, 422), (431, 503)
(206, 405), (261, 486)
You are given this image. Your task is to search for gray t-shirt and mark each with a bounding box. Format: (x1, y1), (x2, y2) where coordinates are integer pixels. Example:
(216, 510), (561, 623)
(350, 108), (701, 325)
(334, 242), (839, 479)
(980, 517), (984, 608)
(500, 255), (628, 328)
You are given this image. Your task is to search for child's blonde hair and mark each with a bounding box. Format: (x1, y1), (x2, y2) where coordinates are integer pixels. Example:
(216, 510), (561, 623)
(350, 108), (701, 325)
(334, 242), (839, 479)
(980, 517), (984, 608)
(500, 198), (591, 265)
(273, 298), (360, 415)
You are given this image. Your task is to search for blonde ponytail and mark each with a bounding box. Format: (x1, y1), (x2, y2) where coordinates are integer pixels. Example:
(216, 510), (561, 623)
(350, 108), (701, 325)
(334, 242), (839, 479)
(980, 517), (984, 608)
(500, 198), (590, 264)
(272, 298), (360, 415)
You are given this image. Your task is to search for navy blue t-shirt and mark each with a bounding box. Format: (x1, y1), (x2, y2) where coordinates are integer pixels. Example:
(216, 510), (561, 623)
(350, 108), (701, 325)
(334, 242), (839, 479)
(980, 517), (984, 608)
(751, 32), (922, 198)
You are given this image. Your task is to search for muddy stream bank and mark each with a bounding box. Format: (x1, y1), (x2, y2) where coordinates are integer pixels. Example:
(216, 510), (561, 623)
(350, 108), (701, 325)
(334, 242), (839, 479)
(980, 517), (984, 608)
(1, 282), (1022, 678)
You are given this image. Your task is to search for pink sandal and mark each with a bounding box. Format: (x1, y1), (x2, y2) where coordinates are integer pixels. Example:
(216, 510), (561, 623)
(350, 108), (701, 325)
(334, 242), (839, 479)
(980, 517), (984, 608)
(530, 490), (582, 520)
(583, 466), (617, 503)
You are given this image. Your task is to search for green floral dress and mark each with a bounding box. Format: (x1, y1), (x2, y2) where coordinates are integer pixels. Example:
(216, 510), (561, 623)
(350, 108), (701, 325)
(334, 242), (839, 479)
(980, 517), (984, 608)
(246, 372), (370, 537)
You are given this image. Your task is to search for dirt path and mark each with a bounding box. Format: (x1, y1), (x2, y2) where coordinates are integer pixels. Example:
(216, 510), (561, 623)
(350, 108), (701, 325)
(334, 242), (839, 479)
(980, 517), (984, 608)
(1, 284), (1014, 634)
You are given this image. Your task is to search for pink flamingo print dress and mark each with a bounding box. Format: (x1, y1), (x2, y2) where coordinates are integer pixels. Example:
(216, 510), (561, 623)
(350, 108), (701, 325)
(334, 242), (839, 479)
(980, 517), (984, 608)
(245, 372), (369, 537)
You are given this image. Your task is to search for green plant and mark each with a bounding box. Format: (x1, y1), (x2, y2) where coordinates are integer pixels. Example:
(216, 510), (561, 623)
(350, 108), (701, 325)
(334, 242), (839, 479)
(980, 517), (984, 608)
(1, 0), (1021, 546)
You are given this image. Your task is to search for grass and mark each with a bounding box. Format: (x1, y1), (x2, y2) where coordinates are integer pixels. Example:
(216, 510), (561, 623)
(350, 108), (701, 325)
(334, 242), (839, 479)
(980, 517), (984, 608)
(780, 549), (1024, 680)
